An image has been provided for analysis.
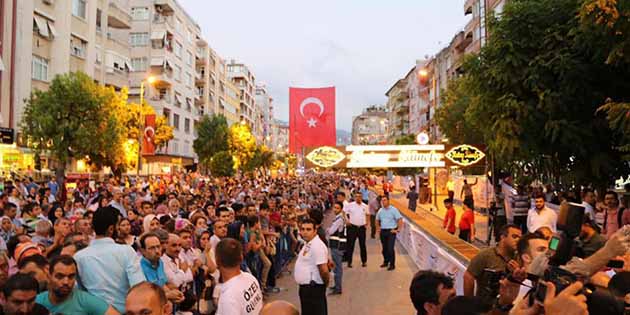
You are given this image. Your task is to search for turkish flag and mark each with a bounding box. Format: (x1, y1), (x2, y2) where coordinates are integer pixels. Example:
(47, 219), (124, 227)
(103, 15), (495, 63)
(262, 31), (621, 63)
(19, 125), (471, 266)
(289, 87), (336, 153)
(142, 114), (156, 156)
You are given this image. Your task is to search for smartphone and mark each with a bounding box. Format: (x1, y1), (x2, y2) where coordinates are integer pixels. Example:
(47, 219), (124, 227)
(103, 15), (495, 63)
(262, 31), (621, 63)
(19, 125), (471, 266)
(607, 259), (625, 269)
(534, 281), (547, 303)
(549, 236), (561, 251)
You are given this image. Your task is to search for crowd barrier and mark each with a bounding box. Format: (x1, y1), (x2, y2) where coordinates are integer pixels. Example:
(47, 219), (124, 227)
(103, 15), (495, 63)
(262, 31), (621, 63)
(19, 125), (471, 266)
(397, 213), (468, 295)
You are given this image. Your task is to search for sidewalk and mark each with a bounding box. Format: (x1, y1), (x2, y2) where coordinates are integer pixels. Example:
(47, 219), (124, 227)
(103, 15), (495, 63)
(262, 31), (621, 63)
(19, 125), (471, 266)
(380, 185), (491, 247)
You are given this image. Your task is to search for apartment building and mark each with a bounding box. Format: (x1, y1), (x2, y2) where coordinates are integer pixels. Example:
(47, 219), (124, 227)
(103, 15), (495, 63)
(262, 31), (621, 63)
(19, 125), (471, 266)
(351, 106), (388, 145)
(128, 0), (207, 168)
(385, 79), (409, 142)
(270, 120), (289, 154)
(226, 60), (256, 129)
(255, 85), (273, 145)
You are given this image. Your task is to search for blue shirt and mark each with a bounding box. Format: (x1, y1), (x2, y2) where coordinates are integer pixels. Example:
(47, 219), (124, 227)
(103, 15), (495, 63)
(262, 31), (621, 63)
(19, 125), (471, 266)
(376, 206), (403, 229)
(74, 238), (145, 313)
(36, 288), (109, 315)
(360, 187), (369, 201)
(140, 256), (168, 287)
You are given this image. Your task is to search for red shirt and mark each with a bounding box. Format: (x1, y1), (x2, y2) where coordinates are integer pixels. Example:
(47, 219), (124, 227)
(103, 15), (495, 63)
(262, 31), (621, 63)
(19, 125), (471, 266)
(459, 210), (474, 230)
(444, 207), (456, 233)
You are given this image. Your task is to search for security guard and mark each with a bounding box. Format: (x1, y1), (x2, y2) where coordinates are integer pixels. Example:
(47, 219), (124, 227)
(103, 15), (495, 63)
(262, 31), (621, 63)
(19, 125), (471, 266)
(294, 218), (330, 315)
(326, 201), (347, 295)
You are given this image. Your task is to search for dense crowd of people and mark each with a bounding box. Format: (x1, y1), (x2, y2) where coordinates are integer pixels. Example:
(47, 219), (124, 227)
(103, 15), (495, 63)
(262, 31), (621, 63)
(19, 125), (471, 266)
(2, 170), (630, 315)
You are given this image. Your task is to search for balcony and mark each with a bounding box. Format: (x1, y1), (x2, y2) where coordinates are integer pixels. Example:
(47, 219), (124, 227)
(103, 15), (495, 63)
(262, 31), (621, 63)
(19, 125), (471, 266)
(195, 72), (205, 85)
(465, 39), (481, 55)
(465, 0), (475, 15)
(464, 17), (478, 41)
(154, 0), (175, 14)
(105, 33), (129, 55)
(108, 1), (131, 29)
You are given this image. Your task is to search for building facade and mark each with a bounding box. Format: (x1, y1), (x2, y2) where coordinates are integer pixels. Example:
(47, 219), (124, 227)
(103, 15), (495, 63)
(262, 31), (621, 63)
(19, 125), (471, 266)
(255, 84), (273, 145)
(128, 0), (208, 167)
(226, 60), (256, 129)
(270, 119), (289, 154)
(351, 106), (388, 145)
(385, 78), (409, 142)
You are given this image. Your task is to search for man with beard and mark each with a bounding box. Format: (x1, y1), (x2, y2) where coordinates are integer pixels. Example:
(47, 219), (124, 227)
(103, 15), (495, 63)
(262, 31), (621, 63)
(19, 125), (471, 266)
(18, 254), (48, 292)
(36, 255), (119, 314)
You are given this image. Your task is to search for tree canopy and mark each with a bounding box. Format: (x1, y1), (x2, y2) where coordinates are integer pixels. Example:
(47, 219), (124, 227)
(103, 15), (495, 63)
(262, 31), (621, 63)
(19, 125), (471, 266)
(435, 0), (630, 187)
(193, 114), (229, 168)
(228, 123), (257, 171)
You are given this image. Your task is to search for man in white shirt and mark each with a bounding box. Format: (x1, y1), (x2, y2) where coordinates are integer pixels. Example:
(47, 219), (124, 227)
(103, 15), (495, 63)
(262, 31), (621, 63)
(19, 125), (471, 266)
(210, 219), (228, 252)
(581, 188), (596, 223)
(294, 218), (330, 315)
(161, 234), (193, 288)
(527, 192), (558, 233)
(343, 192), (370, 268)
(215, 238), (263, 315)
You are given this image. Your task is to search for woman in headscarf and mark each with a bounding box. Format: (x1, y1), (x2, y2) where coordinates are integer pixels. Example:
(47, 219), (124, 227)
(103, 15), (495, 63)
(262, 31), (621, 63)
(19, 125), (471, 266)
(142, 214), (160, 233)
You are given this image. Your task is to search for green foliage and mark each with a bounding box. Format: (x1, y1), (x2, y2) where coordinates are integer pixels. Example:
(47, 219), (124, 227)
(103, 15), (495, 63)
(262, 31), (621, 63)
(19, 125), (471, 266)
(193, 115), (229, 168)
(436, 0), (630, 186)
(126, 100), (174, 149)
(244, 145), (275, 173)
(228, 123), (256, 171)
(394, 134), (416, 145)
(210, 151), (234, 177)
(20, 72), (128, 173)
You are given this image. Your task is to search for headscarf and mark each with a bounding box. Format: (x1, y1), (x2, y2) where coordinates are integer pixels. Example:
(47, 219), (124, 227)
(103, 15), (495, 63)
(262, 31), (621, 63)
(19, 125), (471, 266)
(143, 214), (158, 233)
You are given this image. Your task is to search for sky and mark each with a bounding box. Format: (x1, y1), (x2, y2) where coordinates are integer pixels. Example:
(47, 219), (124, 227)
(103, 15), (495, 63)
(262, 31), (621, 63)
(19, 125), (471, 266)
(178, 0), (468, 131)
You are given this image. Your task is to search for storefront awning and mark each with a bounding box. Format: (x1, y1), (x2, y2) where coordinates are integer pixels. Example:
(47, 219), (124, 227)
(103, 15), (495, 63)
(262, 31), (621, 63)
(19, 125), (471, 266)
(150, 31), (166, 41)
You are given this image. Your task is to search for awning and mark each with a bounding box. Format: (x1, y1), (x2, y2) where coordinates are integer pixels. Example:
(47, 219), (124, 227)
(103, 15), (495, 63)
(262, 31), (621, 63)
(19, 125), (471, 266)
(150, 31), (166, 41)
(33, 16), (49, 38)
(124, 60), (133, 72)
(0, 57), (5, 72)
(150, 57), (164, 67)
(164, 59), (173, 69)
(47, 21), (57, 38)
(174, 94), (183, 104)
(186, 98), (192, 107)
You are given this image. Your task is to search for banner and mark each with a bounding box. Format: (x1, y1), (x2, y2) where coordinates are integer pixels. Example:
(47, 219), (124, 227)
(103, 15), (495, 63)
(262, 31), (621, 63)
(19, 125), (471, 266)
(289, 87), (336, 153)
(142, 114), (156, 156)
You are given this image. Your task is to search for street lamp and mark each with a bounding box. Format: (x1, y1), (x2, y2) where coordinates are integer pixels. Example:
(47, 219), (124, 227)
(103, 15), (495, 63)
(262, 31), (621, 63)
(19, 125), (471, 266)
(137, 75), (156, 176)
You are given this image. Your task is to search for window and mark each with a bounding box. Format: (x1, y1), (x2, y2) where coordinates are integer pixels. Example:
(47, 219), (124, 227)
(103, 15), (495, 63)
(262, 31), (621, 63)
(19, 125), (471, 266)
(95, 45), (102, 64)
(174, 65), (181, 81)
(175, 18), (182, 33)
(186, 73), (192, 86)
(173, 114), (180, 130)
(184, 118), (190, 133)
(70, 36), (87, 58)
(130, 57), (148, 72)
(186, 51), (193, 66)
(129, 32), (149, 47)
(72, 0), (87, 19)
(163, 108), (170, 124)
(32, 55), (49, 81)
(131, 7), (149, 20)
(174, 41), (182, 58)
(96, 9), (102, 31)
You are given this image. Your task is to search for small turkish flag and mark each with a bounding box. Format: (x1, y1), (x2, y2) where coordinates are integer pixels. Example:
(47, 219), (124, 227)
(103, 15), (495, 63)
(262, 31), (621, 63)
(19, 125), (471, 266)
(142, 114), (156, 156)
(289, 87), (336, 154)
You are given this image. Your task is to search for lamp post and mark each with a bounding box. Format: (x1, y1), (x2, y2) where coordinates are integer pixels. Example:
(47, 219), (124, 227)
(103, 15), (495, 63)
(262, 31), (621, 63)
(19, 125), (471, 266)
(137, 76), (156, 176)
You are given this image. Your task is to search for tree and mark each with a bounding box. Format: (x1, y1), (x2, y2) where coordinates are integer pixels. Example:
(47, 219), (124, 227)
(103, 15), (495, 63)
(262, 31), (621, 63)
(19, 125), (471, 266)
(244, 145), (275, 174)
(228, 123), (256, 171)
(20, 72), (128, 185)
(193, 114), (228, 172)
(435, 0), (630, 187)
(210, 151), (234, 177)
(435, 76), (484, 145)
(126, 100), (174, 149)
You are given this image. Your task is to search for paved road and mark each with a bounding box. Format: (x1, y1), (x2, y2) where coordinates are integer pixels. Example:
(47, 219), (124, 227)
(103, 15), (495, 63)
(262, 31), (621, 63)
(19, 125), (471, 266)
(267, 235), (418, 315)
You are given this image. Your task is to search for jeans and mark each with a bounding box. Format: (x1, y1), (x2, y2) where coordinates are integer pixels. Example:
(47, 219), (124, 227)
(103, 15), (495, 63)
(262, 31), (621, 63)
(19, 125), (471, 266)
(330, 248), (344, 292)
(345, 225), (367, 265)
(380, 229), (397, 267)
(259, 249), (272, 289)
(299, 282), (327, 315)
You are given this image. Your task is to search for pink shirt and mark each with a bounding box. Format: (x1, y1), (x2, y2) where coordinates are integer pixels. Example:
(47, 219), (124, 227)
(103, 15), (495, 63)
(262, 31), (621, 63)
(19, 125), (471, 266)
(605, 209), (619, 239)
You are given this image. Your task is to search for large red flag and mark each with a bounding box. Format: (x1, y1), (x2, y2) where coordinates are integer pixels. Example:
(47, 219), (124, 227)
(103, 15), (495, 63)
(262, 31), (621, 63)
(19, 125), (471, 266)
(289, 87), (336, 153)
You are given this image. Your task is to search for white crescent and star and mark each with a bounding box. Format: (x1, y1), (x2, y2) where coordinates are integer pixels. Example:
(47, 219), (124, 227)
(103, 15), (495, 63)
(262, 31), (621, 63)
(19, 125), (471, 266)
(299, 97), (325, 128)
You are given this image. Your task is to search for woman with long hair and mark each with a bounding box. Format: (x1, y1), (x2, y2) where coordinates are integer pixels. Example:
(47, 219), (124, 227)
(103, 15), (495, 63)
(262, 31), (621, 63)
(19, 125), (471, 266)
(115, 218), (137, 249)
(47, 203), (64, 225)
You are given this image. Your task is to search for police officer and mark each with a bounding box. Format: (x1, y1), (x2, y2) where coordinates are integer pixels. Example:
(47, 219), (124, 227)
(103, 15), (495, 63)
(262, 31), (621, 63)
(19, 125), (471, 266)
(294, 218), (330, 315)
(326, 201), (347, 295)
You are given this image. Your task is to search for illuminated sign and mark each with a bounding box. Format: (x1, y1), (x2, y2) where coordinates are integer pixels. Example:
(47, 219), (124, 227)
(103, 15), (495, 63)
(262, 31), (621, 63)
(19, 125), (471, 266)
(444, 144), (485, 167)
(416, 132), (429, 145)
(304, 144), (485, 169)
(305, 146), (346, 168)
(346, 145), (445, 168)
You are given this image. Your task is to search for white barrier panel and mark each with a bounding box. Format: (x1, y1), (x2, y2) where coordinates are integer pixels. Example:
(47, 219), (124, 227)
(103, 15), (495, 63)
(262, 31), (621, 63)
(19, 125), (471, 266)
(397, 217), (467, 295)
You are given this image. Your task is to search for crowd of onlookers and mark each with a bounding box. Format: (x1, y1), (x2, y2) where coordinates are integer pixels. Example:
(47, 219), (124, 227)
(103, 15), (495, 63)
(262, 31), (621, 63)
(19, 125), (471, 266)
(0, 172), (357, 315)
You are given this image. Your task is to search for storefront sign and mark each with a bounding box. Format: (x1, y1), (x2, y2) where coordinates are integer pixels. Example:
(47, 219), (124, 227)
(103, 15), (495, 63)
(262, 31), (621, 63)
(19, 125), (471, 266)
(0, 128), (14, 144)
(305, 146), (346, 168)
(444, 144), (485, 167)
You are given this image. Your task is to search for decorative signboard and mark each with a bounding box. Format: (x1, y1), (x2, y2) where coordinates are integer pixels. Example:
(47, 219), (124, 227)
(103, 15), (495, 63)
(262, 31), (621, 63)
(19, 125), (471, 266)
(304, 144), (485, 169)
